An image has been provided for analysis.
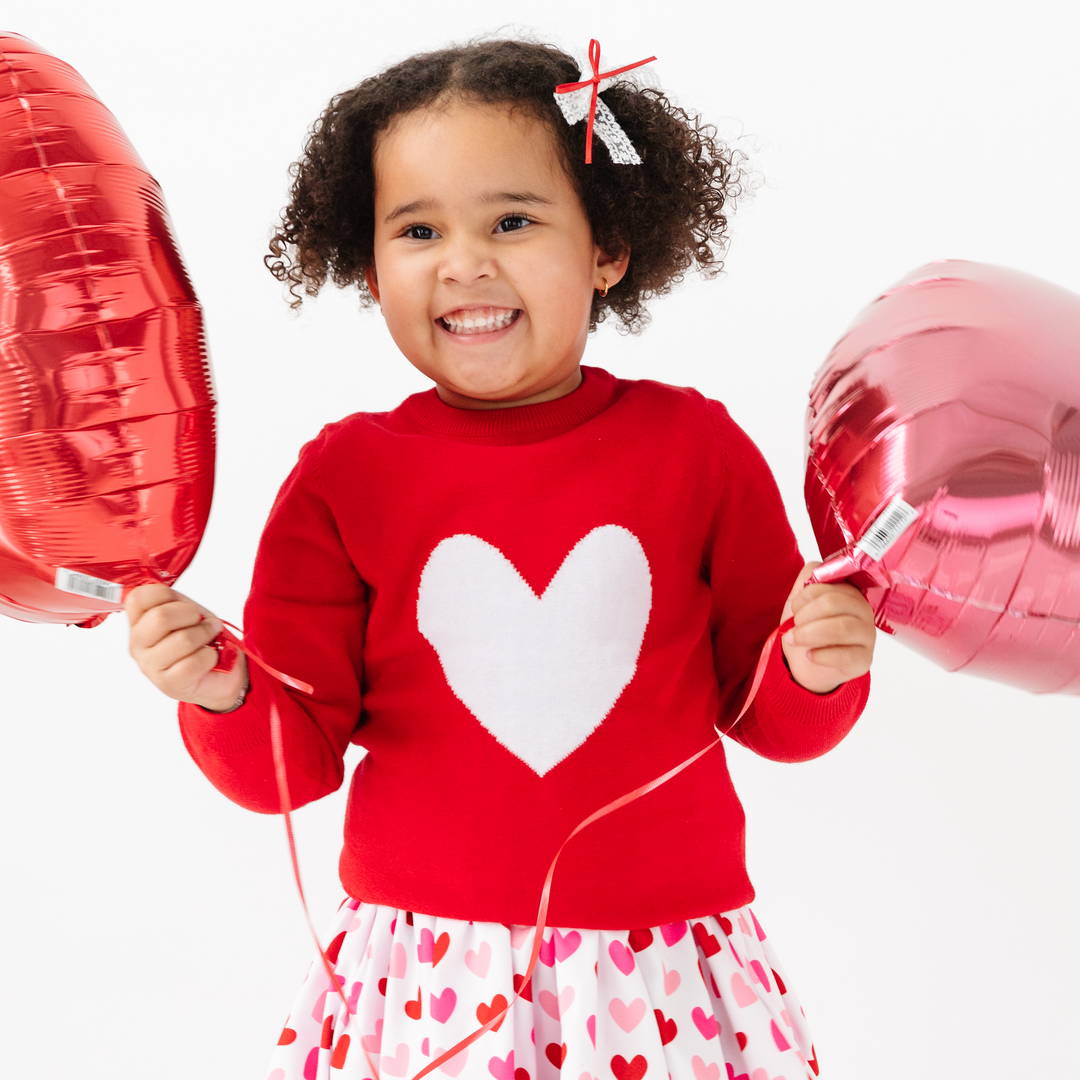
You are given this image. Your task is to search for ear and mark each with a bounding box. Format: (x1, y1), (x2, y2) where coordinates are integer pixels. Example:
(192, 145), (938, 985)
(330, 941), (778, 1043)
(364, 263), (381, 304)
(593, 244), (631, 292)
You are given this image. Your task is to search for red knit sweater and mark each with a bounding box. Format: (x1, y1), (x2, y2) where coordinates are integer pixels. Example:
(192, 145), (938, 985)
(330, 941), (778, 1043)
(179, 367), (869, 928)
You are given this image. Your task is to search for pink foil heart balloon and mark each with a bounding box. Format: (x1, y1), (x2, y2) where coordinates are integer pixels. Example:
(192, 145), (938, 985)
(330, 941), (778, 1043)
(806, 260), (1080, 694)
(0, 33), (215, 626)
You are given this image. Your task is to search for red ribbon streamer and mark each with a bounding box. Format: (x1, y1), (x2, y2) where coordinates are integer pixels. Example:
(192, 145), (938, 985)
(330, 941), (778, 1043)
(406, 615), (796, 1080)
(214, 622), (313, 694)
(555, 39), (657, 163)
(208, 625), (351, 1016)
(269, 699), (386, 1078)
(222, 601), (803, 1080)
(219, 624), (386, 1067)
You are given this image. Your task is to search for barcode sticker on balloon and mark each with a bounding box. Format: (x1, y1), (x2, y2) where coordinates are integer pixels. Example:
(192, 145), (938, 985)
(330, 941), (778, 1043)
(55, 568), (123, 604)
(855, 497), (919, 561)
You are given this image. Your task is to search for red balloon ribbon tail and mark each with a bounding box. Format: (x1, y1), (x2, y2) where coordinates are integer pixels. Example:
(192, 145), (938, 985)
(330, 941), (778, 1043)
(215, 621), (314, 694)
(208, 625), (355, 1029)
(268, 699), (353, 1017)
(272, 701), (381, 1073)
(407, 618), (793, 1080)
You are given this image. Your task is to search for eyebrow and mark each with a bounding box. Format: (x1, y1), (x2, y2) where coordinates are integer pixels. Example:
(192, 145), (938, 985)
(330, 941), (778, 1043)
(383, 190), (553, 224)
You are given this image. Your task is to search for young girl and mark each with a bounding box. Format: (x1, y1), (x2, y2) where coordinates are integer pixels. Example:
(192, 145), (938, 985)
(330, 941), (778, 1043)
(126, 38), (875, 1080)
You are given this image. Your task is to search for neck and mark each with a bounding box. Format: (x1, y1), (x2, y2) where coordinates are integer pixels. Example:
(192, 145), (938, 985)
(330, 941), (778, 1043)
(435, 367), (583, 410)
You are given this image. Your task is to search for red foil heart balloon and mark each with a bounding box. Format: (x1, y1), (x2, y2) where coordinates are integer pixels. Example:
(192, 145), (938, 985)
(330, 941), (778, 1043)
(806, 260), (1080, 694)
(0, 34), (214, 627)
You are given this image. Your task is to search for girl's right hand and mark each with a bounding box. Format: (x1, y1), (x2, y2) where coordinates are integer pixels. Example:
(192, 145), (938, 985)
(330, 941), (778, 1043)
(125, 583), (249, 712)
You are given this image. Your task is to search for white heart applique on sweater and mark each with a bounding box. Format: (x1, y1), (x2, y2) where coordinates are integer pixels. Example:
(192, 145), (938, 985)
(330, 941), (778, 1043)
(417, 525), (653, 776)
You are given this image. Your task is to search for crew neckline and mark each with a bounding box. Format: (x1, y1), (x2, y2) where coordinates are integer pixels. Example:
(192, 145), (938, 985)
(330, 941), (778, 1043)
(402, 366), (617, 435)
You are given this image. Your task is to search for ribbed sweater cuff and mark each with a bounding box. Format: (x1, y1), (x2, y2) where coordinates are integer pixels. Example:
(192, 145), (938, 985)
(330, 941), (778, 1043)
(177, 664), (273, 756)
(757, 637), (871, 728)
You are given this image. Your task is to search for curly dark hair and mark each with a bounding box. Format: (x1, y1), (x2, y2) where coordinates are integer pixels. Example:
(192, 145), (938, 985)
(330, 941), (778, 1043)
(265, 38), (751, 333)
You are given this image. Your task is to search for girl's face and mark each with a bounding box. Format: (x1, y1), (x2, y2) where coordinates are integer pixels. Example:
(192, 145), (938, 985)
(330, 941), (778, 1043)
(367, 99), (627, 409)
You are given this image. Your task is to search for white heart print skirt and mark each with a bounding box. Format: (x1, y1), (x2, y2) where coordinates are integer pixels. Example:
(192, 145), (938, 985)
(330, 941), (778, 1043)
(265, 901), (819, 1080)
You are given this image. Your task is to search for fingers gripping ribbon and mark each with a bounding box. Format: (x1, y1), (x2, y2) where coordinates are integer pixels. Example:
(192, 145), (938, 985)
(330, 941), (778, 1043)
(554, 39), (656, 164)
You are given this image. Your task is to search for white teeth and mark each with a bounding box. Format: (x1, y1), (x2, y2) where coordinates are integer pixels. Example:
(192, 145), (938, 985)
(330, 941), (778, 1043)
(440, 309), (518, 335)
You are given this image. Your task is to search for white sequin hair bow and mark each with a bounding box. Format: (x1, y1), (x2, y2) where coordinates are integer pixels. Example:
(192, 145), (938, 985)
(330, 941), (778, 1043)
(553, 39), (656, 165)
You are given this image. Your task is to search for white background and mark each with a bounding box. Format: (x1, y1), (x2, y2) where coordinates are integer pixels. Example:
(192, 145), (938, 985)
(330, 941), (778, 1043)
(3, 2), (1080, 1078)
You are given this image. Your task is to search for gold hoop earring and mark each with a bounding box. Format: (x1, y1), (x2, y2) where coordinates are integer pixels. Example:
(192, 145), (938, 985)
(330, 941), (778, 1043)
(599, 278), (609, 298)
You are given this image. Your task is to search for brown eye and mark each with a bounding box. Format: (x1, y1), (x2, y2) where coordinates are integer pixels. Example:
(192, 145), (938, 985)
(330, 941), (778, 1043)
(404, 224), (437, 240)
(495, 214), (532, 233)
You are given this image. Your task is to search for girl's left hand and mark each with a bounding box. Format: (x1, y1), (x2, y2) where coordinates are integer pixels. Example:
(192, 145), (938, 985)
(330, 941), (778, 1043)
(780, 561), (876, 693)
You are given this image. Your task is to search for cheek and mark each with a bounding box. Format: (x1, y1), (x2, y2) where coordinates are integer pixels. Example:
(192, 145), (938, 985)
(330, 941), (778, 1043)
(378, 268), (427, 326)
(524, 248), (595, 320)
(384, 303), (430, 350)
(377, 287), (433, 356)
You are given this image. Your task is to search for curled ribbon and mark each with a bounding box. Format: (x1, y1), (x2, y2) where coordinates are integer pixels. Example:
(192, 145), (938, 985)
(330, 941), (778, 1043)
(209, 624), (392, 1075)
(224, 582), (824, 1080)
(405, 615), (795, 1080)
(213, 621), (313, 694)
(554, 39), (657, 164)
(207, 627), (356, 1020)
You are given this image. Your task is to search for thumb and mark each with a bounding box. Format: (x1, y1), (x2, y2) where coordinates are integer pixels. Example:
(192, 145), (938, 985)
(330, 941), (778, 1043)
(781, 561), (822, 622)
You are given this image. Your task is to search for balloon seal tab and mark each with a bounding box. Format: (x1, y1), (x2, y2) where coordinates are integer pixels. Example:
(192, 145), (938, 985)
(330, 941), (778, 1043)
(811, 496), (919, 589)
(55, 567), (123, 604)
(854, 496), (919, 561)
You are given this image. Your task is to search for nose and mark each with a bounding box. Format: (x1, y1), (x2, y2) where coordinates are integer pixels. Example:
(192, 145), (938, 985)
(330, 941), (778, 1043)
(437, 230), (497, 286)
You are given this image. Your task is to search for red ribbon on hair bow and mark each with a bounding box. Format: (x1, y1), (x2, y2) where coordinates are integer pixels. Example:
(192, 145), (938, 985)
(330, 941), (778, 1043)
(555, 39), (657, 163)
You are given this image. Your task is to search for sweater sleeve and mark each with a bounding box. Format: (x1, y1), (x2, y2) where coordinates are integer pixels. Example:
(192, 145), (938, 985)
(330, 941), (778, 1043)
(178, 427), (368, 813)
(705, 400), (870, 763)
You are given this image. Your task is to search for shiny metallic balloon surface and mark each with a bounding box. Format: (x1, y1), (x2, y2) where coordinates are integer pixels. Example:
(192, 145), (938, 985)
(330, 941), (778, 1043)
(0, 33), (214, 626)
(807, 260), (1080, 694)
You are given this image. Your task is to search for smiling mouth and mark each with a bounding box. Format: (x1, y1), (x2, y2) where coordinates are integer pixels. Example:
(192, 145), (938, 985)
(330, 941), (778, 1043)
(438, 307), (520, 335)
